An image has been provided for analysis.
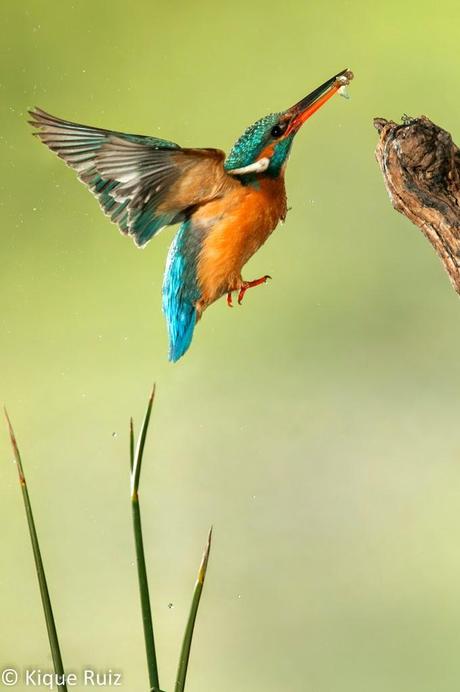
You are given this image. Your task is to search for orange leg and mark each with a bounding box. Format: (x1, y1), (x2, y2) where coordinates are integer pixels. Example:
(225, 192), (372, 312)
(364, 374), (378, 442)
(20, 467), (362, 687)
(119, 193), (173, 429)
(238, 275), (271, 305)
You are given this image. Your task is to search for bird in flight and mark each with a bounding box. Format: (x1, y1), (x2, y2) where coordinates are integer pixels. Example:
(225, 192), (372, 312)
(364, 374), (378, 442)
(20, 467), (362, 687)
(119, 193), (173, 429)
(29, 68), (353, 361)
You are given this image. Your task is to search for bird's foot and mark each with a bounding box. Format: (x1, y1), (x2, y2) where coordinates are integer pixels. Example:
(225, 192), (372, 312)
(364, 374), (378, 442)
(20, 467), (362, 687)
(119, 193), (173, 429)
(227, 291), (233, 308)
(238, 275), (271, 305)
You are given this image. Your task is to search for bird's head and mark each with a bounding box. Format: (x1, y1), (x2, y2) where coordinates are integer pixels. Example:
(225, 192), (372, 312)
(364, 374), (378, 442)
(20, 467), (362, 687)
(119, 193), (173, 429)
(225, 68), (353, 179)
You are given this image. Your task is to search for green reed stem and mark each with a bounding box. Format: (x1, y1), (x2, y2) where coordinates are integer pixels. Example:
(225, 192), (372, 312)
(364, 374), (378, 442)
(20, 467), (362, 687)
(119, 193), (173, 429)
(130, 387), (161, 692)
(4, 409), (68, 692)
(175, 528), (213, 692)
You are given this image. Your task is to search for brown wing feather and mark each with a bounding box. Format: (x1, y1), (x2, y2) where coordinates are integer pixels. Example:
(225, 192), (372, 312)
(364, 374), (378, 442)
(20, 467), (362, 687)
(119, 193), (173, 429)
(29, 107), (231, 246)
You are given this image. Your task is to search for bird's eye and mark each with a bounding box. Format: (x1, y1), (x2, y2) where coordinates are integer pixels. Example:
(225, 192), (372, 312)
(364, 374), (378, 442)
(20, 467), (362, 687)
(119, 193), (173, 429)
(270, 124), (285, 138)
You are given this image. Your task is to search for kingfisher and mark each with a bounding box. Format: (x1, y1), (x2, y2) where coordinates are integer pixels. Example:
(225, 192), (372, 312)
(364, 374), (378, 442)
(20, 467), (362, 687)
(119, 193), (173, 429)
(29, 68), (353, 361)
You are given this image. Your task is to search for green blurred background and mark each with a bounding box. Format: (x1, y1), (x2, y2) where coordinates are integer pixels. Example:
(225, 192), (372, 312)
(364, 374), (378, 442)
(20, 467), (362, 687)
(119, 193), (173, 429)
(2, 0), (460, 690)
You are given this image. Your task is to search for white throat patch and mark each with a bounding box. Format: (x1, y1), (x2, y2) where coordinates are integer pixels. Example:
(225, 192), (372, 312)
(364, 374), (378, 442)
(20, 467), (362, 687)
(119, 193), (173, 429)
(228, 157), (270, 176)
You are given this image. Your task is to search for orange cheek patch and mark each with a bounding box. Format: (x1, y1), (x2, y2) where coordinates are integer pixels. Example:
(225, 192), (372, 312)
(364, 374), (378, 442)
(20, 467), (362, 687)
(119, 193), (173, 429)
(258, 142), (276, 161)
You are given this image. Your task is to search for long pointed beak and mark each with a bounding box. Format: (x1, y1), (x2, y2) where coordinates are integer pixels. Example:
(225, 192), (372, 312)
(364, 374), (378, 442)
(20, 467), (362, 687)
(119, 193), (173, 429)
(284, 68), (353, 135)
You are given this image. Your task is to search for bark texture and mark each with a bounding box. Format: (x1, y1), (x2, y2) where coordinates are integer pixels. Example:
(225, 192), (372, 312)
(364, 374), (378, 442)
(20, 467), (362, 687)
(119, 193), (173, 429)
(374, 116), (460, 293)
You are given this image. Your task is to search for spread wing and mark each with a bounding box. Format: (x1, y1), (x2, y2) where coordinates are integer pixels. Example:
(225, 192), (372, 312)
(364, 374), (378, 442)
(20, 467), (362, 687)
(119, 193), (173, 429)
(29, 108), (227, 247)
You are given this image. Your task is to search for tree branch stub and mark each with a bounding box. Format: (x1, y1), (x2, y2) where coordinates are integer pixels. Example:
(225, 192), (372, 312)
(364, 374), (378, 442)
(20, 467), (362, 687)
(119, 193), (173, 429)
(374, 115), (460, 294)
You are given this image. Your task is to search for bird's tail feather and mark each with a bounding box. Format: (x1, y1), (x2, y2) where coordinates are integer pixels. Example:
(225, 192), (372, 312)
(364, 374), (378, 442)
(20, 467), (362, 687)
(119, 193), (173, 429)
(162, 224), (200, 362)
(166, 299), (197, 362)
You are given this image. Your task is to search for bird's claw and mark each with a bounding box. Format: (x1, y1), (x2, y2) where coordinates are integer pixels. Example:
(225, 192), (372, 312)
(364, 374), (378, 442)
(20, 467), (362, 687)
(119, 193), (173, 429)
(237, 275), (271, 305)
(227, 275), (271, 307)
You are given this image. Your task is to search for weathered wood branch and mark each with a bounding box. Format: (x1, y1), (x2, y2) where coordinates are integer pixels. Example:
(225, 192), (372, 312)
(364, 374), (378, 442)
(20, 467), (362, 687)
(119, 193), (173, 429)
(374, 115), (460, 293)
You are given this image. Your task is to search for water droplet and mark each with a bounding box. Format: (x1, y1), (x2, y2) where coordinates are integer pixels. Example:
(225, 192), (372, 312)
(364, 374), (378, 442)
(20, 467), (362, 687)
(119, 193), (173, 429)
(112, 432), (117, 438)
(168, 603), (174, 609)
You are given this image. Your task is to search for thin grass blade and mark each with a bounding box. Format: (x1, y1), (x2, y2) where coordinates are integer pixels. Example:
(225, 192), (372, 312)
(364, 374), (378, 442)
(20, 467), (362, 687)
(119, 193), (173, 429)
(175, 527), (213, 692)
(131, 385), (155, 497)
(4, 409), (68, 692)
(130, 388), (161, 692)
(129, 417), (134, 474)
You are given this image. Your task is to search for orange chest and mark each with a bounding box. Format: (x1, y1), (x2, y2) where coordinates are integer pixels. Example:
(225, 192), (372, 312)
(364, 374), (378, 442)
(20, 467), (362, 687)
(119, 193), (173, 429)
(199, 176), (286, 259)
(230, 178), (287, 256)
(195, 176), (287, 302)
